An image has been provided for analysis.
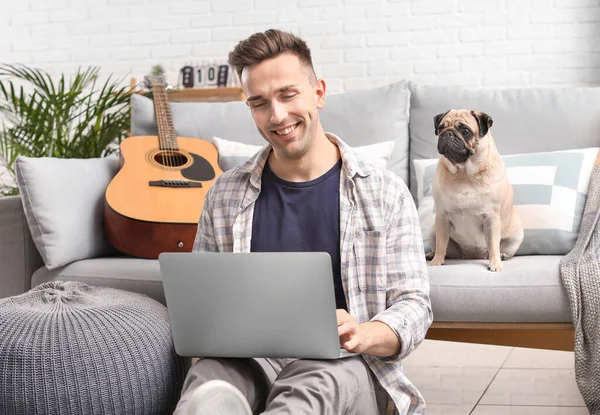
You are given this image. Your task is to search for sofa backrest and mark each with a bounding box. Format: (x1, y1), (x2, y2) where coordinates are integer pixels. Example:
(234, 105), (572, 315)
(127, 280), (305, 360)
(131, 81), (412, 185)
(132, 81), (600, 203)
(408, 82), (600, 201)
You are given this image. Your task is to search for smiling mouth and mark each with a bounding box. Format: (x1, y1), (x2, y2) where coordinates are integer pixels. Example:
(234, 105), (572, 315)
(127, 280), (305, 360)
(273, 122), (300, 136)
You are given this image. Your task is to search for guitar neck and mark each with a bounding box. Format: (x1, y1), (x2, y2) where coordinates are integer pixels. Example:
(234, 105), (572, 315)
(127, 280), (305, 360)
(152, 84), (179, 151)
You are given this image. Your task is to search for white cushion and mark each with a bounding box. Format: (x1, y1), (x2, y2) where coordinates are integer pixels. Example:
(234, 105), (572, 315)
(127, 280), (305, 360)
(210, 136), (396, 171)
(15, 155), (119, 269)
(414, 147), (600, 256)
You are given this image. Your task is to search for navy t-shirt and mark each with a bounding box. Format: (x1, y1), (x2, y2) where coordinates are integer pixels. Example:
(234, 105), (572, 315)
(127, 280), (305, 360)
(250, 157), (348, 311)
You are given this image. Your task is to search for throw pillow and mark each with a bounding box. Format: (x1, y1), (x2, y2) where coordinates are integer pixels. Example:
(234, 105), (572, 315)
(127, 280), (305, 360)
(15, 155), (119, 269)
(210, 136), (396, 171)
(413, 147), (600, 256)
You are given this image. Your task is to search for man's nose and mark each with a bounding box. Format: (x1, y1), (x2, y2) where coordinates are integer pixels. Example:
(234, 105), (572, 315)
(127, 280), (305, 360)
(270, 102), (287, 125)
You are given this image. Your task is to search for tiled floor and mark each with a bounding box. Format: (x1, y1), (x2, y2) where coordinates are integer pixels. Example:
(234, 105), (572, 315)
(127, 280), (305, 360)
(402, 340), (588, 414)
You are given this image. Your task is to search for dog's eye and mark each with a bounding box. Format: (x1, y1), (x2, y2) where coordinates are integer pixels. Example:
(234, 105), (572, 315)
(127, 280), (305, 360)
(461, 129), (471, 136)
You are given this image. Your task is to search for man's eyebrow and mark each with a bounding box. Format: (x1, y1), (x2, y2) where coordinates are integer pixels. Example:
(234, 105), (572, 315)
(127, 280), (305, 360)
(246, 84), (299, 102)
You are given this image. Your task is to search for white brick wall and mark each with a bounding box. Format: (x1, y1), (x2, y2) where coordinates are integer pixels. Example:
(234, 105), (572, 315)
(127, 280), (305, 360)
(3, 0), (600, 93)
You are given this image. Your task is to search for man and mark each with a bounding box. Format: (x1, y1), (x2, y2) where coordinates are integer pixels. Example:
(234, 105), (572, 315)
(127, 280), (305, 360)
(174, 29), (433, 415)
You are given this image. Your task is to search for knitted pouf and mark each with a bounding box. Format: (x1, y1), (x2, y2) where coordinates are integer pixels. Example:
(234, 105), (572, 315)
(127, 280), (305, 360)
(0, 281), (191, 415)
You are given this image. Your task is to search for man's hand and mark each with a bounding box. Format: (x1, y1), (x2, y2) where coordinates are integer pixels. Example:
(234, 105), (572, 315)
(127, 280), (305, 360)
(337, 309), (372, 353)
(337, 309), (402, 357)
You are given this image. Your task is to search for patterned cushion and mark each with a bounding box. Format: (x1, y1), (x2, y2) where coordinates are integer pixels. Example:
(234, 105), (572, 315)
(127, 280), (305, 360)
(210, 136), (397, 172)
(414, 147), (600, 256)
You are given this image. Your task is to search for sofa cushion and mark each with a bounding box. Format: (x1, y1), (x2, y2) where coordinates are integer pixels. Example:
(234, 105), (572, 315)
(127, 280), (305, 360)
(15, 156), (119, 270)
(408, 82), (600, 203)
(31, 255), (571, 323)
(414, 147), (599, 256)
(131, 81), (411, 184)
(210, 136), (397, 172)
(31, 257), (166, 305)
(210, 137), (267, 172)
(428, 255), (571, 323)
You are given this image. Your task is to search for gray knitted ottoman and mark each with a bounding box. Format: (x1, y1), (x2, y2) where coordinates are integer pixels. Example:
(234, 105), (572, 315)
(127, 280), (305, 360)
(0, 281), (191, 415)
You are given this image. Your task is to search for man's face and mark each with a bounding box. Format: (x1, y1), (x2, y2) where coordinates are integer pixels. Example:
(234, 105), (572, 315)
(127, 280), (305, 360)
(241, 52), (326, 160)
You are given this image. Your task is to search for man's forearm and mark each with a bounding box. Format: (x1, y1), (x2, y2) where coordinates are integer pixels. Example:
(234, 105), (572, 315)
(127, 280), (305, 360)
(359, 321), (401, 357)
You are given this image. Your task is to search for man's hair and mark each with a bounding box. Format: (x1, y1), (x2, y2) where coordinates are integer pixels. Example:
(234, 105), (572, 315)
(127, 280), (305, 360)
(228, 29), (316, 82)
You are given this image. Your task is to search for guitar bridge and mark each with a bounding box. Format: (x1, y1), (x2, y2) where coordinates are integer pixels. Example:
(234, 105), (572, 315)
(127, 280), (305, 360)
(149, 180), (203, 188)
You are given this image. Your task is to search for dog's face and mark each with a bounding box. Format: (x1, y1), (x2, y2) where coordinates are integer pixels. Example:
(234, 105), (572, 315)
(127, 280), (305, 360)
(433, 109), (493, 164)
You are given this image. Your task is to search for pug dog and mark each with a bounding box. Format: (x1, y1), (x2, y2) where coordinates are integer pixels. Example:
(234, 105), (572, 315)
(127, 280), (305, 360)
(426, 109), (523, 272)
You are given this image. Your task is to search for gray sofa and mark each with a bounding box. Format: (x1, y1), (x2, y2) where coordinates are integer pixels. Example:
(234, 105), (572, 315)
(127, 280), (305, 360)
(2, 80), (600, 350)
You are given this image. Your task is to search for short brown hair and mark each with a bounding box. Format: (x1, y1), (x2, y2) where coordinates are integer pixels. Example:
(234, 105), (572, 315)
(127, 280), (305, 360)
(228, 29), (316, 81)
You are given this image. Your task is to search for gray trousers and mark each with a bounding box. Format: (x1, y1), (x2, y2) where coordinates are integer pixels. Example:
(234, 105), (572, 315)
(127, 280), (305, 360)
(174, 357), (389, 415)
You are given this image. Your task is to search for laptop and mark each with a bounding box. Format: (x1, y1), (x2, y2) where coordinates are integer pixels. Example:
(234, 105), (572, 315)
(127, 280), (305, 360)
(158, 251), (357, 360)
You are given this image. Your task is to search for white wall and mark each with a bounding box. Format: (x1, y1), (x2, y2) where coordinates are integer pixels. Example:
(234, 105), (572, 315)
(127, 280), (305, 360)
(2, 0), (600, 93)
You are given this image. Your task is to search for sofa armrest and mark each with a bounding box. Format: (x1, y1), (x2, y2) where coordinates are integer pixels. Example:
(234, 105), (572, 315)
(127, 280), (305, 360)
(0, 195), (44, 299)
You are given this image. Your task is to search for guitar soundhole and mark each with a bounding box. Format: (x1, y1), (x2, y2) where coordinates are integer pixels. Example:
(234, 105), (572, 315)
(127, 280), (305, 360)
(154, 151), (189, 167)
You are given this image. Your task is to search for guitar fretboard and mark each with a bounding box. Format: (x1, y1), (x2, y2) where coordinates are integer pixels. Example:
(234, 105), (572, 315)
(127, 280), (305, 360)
(152, 84), (179, 151)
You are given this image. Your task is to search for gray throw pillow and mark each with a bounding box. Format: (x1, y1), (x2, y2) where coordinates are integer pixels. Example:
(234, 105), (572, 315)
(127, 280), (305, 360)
(15, 156), (119, 269)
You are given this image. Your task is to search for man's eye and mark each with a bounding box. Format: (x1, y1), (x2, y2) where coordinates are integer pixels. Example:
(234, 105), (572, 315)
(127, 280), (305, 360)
(252, 103), (265, 108)
(283, 94), (297, 99)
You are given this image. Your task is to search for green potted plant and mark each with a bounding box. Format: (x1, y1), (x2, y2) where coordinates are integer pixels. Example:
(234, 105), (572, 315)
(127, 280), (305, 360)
(0, 64), (134, 196)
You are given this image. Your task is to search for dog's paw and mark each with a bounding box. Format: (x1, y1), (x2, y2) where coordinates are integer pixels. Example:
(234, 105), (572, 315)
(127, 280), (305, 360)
(429, 256), (445, 267)
(425, 251), (435, 261)
(488, 261), (504, 272)
(500, 253), (513, 261)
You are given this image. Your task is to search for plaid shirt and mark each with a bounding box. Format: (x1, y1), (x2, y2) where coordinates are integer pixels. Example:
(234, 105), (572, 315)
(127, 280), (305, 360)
(193, 133), (433, 414)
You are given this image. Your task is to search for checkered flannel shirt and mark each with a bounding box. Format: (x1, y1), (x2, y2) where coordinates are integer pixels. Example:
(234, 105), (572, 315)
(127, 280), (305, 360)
(193, 133), (433, 414)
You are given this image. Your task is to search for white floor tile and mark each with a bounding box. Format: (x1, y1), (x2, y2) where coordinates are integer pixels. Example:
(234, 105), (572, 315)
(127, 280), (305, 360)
(479, 368), (586, 406)
(425, 403), (476, 414)
(403, 366), (498, 405)
(502, 347), (575, 369)
(403, 340), (513, 368)
(472, 405), (589, 414)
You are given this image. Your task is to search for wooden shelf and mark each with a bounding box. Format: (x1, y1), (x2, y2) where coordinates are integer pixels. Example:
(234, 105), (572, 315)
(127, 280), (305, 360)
(162, 87), (245, 102)
(130, 77), (245, 103)
(140, 87), (245, 103)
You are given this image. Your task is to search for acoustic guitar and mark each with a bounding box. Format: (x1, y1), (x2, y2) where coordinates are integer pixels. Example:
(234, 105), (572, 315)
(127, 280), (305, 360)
(104, 79), (223, 259)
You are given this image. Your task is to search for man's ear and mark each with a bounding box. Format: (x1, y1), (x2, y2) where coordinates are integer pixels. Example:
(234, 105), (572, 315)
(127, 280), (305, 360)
(471, 110), (493, 137)
(316, 78), (326, 109)
(434, 110), (450, 135)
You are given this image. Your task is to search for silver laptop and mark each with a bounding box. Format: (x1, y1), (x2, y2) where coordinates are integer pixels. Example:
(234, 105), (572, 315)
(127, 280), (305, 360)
(158, 251), (357, 360)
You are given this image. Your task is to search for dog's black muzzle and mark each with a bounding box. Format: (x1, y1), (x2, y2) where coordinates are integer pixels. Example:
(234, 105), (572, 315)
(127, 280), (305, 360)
(437, 130), (473, 164)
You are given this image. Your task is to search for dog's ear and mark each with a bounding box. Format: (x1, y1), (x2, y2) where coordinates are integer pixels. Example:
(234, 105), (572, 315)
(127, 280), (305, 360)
(434, 110), (450, 135)
(470, 110), (493, 137)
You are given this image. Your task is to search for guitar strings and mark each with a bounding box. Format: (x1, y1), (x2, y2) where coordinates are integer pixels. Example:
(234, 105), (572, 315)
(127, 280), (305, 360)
(154, 83), (169, 180)
(165, 87), (175, 171)
(165, 89), (175, 170)
(161, 86), (170, 170)
(158, 84), (173, 173)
